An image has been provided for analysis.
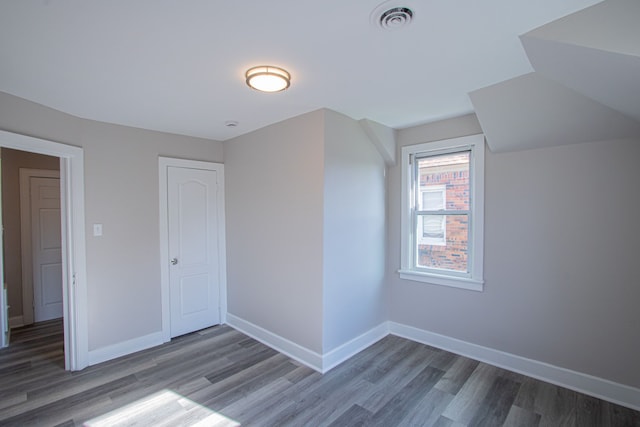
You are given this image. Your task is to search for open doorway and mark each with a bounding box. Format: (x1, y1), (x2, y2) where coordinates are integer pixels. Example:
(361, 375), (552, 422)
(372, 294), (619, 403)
(2, 149), (61, 332)
(1, 148), (65, 365)
(0, 130), (87, 371)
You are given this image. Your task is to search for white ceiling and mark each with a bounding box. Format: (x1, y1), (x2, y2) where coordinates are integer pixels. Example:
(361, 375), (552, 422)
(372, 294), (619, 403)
(0, 0), (604, 141)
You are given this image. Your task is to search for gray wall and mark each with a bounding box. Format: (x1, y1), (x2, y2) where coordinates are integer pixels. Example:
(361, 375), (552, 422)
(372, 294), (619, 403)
(1, 148), (59, 319)
(387, 113), (640, 389)
(0, 91), (223, 350)
(224, 110), (326, 353)
(322, 110), (386, 352)
(225, 109), (388, 355)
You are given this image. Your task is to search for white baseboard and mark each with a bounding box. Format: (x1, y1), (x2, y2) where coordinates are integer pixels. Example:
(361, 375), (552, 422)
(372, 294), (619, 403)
(9, 315), (24, 328)
(389, 321), (640, 411)
(226, 314), (390, 374)
(226, 313), (324, 372)
(87, 331), (166, 366)
(322, 322), (389, 373)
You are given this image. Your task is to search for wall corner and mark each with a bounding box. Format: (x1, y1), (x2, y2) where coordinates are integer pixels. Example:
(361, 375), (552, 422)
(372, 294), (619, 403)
(358, 119), (396, 166)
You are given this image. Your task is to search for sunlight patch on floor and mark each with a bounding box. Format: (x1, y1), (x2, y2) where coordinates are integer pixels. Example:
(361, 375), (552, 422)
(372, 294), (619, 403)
(83, 389), (240, 426)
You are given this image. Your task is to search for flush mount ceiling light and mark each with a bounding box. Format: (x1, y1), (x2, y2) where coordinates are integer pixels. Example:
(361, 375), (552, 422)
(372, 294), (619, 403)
(245, 65), (291, 93)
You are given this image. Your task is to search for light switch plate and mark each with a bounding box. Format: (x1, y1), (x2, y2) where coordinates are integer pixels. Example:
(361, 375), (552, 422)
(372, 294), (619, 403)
(93, 223), (103, 237)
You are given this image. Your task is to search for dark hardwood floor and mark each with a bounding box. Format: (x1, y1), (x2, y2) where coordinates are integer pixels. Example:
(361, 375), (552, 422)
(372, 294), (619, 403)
(0, 320), (638, 426)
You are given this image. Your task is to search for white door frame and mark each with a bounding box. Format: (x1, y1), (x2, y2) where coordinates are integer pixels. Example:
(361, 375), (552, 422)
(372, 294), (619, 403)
(0, 157), (6, 348)
(0, 130), (88, 370)
(158, 157), (227, 342)
(20, 169), (61, 325)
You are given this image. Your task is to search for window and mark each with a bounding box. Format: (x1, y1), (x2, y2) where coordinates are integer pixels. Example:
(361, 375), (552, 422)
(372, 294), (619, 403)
(399, 134), (485, 291)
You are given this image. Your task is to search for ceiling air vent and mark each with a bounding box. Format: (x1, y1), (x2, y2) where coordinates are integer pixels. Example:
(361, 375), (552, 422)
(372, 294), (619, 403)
(372, 4), (414, 30)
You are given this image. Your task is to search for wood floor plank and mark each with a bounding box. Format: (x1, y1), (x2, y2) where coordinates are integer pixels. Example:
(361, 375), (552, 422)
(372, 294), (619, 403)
(220, 377), (294, 421)
(370, 366), (445, 426)
(435, 356), (480, 395)
(199, 357), (298, 409)
(512, 376), (538, 410)
(285, 378), (375, 426)
(1, 320), (639, 427)
(248, 347), (382, 426)
(104, 358), (234, 412)
(576, 393), (609, 426)
(0, 360), (155, 421)
(1, 375), (136, 426)
(258, 368), (371, 426)
(574, 393), (638, 427)
(428, 347), (459, 372)
(0, 391), (27, 411)
(0, 360), (31, 378)
(432, 415), (464, 427)
(228, 369), (324, 426)
(282, 362), (316, 384)
(466, 376), (522, 427)
(528, 381), (578, 426)
(441, 363), (504, 424)
(204, 346), (278, 385)
(327, 404), (373, 427)
(502, 405), (541, 426)
(398, 387), (456, 426)
(84, 389), (196, 427)
(357, 340), (436, 413)
(258, 335), (407, 425)
(363, 339), (425, 384)
(157, 401), (241, 427)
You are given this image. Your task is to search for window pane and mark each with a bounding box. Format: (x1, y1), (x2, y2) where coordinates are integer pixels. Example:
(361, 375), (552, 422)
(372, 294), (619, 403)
(417, 214), (446, 246)
(416, 214), (468, 272)
(423, 215), (444, 238)
(421, 188), (445, 211)
(417, 151), (469, 211)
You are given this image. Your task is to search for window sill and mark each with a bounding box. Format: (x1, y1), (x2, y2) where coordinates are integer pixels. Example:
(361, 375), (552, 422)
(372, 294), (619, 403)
(398, 270), (484, 292)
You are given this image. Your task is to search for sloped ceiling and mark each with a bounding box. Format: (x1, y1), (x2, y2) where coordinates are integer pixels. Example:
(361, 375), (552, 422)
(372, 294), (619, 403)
(469, 73), (640, 152)
(471, 0), (640, 152)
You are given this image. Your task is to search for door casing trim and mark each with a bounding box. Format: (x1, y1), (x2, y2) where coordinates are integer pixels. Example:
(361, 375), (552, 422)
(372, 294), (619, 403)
(0, 130), (87, 370)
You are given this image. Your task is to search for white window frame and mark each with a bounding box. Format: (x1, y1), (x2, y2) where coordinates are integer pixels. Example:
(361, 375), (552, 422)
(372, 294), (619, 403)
(399, 134), (485, 291)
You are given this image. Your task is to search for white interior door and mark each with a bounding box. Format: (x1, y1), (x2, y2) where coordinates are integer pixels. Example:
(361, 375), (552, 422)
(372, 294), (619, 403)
(31, 177), (63, 322)
(168, 166), (220, 337)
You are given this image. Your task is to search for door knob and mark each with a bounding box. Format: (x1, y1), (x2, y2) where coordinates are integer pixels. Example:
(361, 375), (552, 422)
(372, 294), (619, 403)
(171, 258), (178, 265)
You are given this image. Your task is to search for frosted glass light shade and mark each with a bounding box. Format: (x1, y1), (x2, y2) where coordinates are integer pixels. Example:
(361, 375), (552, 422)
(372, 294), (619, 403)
(245, 66), (290, 92)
